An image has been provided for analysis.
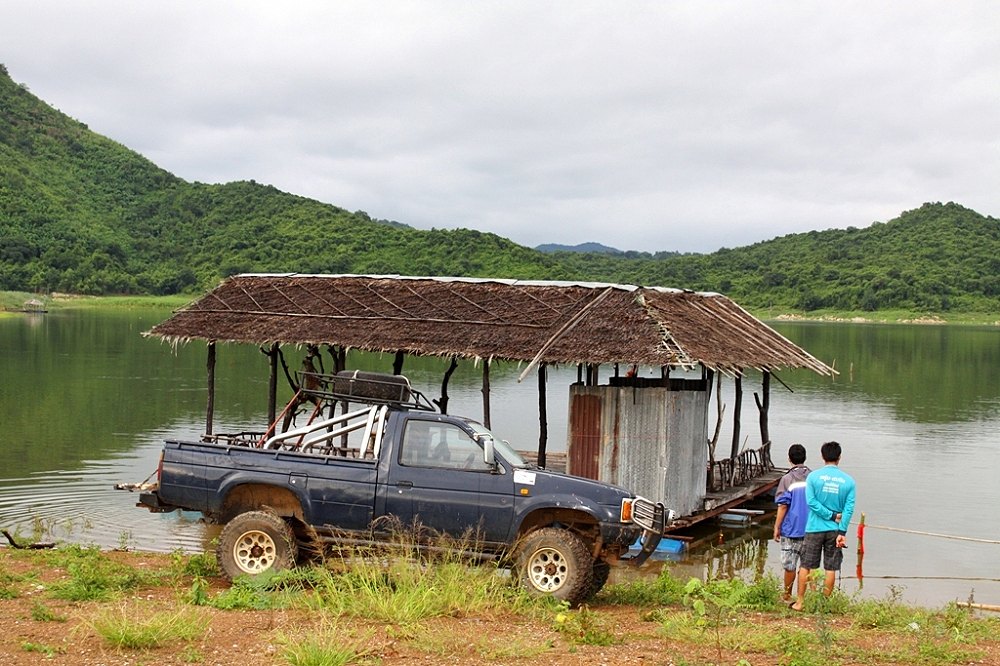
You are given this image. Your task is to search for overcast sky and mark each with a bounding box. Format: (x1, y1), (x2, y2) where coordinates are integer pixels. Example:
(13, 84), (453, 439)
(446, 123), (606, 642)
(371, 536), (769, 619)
(4, 2), (998, 253)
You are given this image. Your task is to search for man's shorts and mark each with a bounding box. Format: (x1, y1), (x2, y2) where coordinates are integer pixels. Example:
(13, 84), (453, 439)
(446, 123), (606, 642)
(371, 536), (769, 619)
(800, 530), (843, 571)
(779, 536), (804, 572)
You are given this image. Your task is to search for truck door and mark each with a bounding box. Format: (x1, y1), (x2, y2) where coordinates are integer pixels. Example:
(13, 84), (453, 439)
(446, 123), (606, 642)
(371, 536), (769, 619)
(383, 417), (513, 544)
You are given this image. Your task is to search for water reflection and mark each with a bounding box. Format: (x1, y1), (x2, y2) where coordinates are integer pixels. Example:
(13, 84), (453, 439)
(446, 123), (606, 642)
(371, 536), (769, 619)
(1, 310), (998, 608)
(772, 322), (1000, 423)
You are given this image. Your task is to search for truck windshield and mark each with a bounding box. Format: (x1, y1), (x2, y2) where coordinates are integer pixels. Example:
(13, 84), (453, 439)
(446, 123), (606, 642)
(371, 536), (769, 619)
(465, 422), (528, 469)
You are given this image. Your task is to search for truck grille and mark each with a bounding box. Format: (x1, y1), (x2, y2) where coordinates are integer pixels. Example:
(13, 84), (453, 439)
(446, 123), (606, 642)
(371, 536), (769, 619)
(631, 496), (665, 532)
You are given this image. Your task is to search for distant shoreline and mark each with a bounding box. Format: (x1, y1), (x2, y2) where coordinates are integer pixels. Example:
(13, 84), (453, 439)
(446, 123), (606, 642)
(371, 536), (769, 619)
(3, 291), (997, 326)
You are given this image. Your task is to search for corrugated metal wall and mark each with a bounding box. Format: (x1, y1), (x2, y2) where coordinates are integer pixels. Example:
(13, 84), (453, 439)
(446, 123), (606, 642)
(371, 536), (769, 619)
(567, 385), (709, 516)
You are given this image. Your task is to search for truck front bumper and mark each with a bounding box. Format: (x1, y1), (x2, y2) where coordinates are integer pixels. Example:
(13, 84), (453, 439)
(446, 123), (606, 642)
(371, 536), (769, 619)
(625, 497), (673, 567)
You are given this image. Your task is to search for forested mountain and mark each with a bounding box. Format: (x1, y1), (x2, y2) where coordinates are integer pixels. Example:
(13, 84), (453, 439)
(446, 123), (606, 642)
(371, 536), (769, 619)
(536, 242), (623, 254)
(550, 202), (1000, 313)
(2, 65), (999, 315)
(0, 66), (560, 294)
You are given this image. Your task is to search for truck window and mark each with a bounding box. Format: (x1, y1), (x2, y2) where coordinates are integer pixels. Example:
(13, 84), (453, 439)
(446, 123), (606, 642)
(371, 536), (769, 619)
(400, 420), (492, 471)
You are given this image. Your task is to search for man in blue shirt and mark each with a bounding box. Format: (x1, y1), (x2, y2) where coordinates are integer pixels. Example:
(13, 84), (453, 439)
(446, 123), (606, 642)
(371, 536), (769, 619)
(773, 444), (810, 602)
(791, 440), (856, 611)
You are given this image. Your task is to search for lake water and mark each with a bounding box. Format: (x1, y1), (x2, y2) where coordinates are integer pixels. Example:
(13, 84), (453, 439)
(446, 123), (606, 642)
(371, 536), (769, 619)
(1, 309), (998, 608)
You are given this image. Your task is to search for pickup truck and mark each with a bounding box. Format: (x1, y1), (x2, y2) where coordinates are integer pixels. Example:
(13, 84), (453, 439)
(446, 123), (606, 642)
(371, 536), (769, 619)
(123, 371), (667, 605)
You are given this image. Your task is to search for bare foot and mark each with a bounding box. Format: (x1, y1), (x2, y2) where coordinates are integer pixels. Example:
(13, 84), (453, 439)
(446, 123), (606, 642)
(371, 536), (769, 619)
(789, 601), (804, 611)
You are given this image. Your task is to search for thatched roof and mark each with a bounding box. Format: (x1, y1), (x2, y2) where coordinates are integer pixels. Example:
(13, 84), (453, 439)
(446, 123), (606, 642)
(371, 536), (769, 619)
(147, 274), (833, 376)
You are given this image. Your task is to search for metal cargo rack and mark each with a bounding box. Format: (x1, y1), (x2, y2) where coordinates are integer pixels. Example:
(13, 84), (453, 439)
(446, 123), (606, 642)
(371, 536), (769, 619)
(299, 370), (436, 412)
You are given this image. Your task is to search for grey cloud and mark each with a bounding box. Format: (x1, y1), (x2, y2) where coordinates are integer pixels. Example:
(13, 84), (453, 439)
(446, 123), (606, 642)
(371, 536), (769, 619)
(3, 1), (998, 253)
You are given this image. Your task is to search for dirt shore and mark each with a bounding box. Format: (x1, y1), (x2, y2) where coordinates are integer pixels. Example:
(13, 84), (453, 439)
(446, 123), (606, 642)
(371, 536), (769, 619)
(2, 548), (999, 666)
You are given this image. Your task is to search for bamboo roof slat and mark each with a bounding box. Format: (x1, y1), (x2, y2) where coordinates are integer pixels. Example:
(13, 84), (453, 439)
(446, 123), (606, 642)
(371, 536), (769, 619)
(147, 274), (835, 376)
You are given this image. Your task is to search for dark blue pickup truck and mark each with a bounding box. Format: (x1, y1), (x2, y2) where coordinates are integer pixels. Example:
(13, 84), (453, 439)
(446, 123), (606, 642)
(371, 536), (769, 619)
(125, 371), (667, 604)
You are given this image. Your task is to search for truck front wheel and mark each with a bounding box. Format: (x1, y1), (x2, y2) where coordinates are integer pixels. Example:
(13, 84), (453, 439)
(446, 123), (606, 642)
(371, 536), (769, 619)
(516, 527), (594, 606)
(217, 510), (297, 581)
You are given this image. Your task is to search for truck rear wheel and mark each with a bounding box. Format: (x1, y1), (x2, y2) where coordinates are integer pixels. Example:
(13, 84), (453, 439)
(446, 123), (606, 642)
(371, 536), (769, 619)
(516, 527), (593, 606)
(217, 510), (297, 581)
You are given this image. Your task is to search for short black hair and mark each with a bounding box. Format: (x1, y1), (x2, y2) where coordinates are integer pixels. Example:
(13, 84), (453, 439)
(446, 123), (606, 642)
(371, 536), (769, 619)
(820, 441), (842, 463)
(787, 443), (806, 465)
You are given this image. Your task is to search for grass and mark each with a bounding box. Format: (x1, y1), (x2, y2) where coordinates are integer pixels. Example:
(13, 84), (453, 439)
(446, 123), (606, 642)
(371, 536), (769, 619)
(297, 540), (531, 625)
(0, 290), (193, 311)
(552, 603), (621, 646)
(755, 306), (1000, 326)
(30, 600), (67, 622)
(277, 619), (380, 666)
(88, 604), (207, 649)
(2, 546), (999, 664)
(21, 641), (63, 657)
(41, 544), (161, 601)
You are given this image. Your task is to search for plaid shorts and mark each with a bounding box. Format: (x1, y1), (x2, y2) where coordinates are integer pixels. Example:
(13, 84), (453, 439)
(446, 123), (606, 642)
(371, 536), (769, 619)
(800, 531), (844, 571)
(779, 536), (804, 572)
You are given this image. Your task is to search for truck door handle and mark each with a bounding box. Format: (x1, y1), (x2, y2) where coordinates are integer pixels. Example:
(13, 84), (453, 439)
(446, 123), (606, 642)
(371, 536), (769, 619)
(396, 481), (413, 489)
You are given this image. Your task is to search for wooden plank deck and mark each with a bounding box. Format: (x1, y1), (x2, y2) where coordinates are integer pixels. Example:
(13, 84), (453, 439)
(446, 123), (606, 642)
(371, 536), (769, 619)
(669, 469), (783, 532)
(518, 449), (783, 532)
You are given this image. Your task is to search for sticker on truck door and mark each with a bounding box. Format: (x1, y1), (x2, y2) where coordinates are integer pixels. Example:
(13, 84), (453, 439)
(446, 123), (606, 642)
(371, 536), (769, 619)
(513, 469), (536, 485)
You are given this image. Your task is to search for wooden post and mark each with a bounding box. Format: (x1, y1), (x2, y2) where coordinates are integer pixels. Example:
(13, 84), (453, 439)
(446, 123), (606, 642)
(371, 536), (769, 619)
(482, 358), (491, 429)
(577, 363), (583, 384)
(206, 341), (216, 437)
(537, 363), (548, 468)
(754, 371), (770, 446)
(267, 342), (279, 427)
(393, 350), (405, 375)
(437, 356), (459, 414)
(730, 374), (743, 462)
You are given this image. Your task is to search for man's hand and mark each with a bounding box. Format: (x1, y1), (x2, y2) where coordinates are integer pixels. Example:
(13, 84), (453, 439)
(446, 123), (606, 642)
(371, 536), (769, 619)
(836, 534), (847, 549)
(773, 531), (781, 543)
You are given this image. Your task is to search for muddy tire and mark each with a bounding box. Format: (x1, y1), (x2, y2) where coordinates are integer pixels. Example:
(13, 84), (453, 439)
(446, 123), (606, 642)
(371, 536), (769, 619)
(217, 510), (297, 581)
(516, 527), (594, 606)
(588, 558), (612, 599)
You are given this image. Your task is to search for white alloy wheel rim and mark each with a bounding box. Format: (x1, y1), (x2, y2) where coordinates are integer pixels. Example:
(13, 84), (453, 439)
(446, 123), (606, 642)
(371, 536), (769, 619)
(526, 546), (568, 592)
(233, 529), (277, 574)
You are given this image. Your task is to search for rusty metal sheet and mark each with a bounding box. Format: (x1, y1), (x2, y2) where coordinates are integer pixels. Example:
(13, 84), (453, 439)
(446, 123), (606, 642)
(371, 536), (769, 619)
(568, 393), (601, 479)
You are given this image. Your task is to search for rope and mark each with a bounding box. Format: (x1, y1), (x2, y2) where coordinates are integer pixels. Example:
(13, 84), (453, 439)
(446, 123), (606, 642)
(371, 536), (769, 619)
(841, 575), (1000, 583)
(861, 523), (1000, 545)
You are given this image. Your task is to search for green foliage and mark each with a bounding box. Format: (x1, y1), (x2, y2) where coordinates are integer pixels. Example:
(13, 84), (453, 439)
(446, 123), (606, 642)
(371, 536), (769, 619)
(43, 544), (159, 601)
(170, 549), (220, 579)
(850, 585), (921, 629)
(552, 603), (621, 646)
(0, 569), (21, 599)
(307, 552), (527, 624)
(203, 569), (305, 610)
(21, 641), (63, 657)
(30, 600), (67, 622)
(2, 67), (999, 319)
(601, 566), (687, 605)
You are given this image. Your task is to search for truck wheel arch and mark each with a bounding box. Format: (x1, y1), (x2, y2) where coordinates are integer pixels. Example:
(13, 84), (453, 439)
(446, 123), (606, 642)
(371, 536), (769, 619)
(517, 508), (601, 549)
(219, 483), (305, 524)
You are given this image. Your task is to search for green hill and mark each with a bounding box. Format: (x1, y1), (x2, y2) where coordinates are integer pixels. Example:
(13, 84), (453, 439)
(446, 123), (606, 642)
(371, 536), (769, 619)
(551, 202), (999, 314)
(0, 65), (559, 294)
(2, 65), (999, 316)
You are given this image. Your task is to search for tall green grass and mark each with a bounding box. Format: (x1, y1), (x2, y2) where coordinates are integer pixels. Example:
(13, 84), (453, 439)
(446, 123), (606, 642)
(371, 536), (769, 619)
(89, 604), (206, 649)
